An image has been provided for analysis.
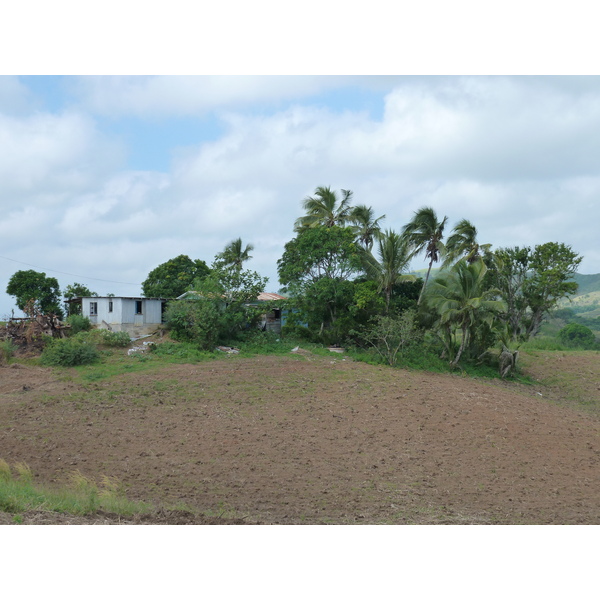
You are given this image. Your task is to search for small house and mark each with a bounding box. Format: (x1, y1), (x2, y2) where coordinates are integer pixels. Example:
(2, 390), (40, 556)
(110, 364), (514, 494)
(72, 297), (167, 337)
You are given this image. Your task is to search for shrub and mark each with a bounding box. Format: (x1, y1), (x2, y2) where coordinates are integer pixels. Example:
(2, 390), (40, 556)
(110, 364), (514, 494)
(558, 323), (597, 349)
(0, 339), (17, 364)
(40, 338), (100, 366)
(352, 310), (423, 367)
(98, 330), (131, 347)
(66, 314), (92, 334)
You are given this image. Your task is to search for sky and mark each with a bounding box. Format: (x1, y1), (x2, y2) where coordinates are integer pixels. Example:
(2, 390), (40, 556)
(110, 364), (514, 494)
(2, 75), (600, 317)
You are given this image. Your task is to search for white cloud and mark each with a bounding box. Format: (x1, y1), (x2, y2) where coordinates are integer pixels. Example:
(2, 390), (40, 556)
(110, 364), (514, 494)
(70, 76), (349, 117)
(2, 76), (600, 318)
(0, 111), (124, 202)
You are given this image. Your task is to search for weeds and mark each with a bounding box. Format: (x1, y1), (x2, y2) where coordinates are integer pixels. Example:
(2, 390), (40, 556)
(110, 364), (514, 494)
(0, 460), (151, 517)
(0, 339), (17, 364)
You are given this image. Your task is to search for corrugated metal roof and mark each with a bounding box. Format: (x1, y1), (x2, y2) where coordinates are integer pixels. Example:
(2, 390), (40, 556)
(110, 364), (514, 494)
(257, 292), (287, 301)
(178, 291), (287, 301)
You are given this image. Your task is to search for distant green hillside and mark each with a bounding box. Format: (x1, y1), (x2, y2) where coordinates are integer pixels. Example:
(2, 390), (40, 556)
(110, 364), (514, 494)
(558, 273), (600, 318)
(571, 273), (600, 296)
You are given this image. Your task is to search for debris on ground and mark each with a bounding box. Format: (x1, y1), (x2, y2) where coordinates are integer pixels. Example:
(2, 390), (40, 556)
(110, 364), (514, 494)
(1, 308), (70, 356)
(216, 346), (239, 354)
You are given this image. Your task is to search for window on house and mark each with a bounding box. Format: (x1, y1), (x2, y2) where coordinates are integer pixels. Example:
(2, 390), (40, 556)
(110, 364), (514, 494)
(108, 301), (113, 313)
(90, 302), (98, 316)
(135, 300), (143, 315)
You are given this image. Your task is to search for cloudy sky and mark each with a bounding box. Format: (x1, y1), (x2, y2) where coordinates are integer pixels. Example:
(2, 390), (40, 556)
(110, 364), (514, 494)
(1, 74), (599, 317)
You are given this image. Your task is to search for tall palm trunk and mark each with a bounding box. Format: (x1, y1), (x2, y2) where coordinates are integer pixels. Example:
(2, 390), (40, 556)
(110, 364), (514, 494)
(417, 258), (435, 305)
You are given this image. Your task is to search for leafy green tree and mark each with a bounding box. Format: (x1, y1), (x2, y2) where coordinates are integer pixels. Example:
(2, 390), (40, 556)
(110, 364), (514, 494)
(425, 259), (505, 367)
(6, 270), (64, 318)
(63, 283), (97, 315)
(278, 226), (362, 338)
(349, 204), (385, 251)
(361, 230), (416, 313)
(165, 267), (268, 349)
(488, 242), (582, 342)
(558, 323), (597, 349)
(213, 237), (254, 270)
(294, 186), (354, 231)
(401, 206), (448, 305)
(142, 254), (211, 299)
(442, 219), (492, 268)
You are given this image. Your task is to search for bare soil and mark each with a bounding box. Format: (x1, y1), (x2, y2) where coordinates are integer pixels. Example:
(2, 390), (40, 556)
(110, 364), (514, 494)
(1, 348), (599, 524)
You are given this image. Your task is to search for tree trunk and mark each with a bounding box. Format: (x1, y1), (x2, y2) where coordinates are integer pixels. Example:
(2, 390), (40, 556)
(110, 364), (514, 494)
(450, 324), (469, 367)
(417, 259), (434, 305)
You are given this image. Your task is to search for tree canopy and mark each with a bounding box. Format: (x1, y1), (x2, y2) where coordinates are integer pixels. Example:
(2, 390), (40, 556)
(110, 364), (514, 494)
(401, 206), (448, 305)
(487, 242), (582, 342)
(294, 186), (354, 230)
(63, 283), (97, 315)
(142, 254), (211, 299)
(213, 238), (254, 270)
(6, 270), (64, 318)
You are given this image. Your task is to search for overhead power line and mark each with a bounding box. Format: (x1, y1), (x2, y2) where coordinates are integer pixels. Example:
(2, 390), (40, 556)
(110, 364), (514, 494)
(0, 254), (142, 286)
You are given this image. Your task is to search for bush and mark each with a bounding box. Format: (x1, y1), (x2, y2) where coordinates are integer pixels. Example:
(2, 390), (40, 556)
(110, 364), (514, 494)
(352, 310), (423, 367)
(149, 342), (214, 362)
(98, 330), (131, 347)
(558, 323), (598, 349)
(66, 314), (92, 334)
(0, 340), (17, 364)
(40, 338), (100, 366)
(75, 329), (131, 348)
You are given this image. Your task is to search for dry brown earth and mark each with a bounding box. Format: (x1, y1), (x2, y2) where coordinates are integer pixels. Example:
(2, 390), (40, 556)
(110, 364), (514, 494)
(1, 349), (599, 524)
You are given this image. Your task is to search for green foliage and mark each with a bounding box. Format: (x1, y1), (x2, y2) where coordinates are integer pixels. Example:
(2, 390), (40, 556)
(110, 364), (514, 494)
(66, 314), (92, 334)
(442, 219), (492, 268)
(294, 186), (354, 230)
(165, 267), (268, 349)
(278, 226), (362, 342)
(0, 340), (17, 364)
(213, 237), (254, 270)
(142, 254), (211, 298)
(488, 242), (582, 342)
(361, 230), (416, 312)
(349, 204), (386, 251)
(0, 459), (151, 516)
(558, 323), (597, 349)
(41, 337), (100, 367)
(63, 283), (97, 315)
(401, 206), (448, 305)
(235, 330), (297, 356)
(425, 259), (505, 366)
(353, 309), (423, 366)
(6, 269), (64, 318)
(97, 330), (131, 347)
(149, 342), (216, 362)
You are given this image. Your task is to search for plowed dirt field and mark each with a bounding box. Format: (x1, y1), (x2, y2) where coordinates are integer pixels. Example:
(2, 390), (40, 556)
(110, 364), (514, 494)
(1, 348), (599, 524)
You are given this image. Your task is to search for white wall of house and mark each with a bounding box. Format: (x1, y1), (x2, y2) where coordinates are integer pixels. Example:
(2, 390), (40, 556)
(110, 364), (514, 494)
(81, 297), (164, 336)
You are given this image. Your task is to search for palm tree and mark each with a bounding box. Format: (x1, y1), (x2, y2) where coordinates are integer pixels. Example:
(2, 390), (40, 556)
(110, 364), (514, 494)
(215, 237), (254, 270)
(349, 204), (386, 251)
(442, 219), (492, 268)
(401, 206), (448, 305)
(425, 259), (505, 367)
(294, 186), (354, 230)
(362, 230), (415, 312)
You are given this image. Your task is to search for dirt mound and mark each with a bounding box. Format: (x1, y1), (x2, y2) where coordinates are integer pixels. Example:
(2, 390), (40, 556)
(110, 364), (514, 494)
(1, 352), (599, 524)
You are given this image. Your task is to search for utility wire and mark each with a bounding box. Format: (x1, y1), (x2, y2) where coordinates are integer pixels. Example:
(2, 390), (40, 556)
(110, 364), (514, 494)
(0, 254), (142, 286)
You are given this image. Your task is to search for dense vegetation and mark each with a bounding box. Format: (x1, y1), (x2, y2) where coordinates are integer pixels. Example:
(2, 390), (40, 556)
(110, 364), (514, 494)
(4, 185), (595, 377)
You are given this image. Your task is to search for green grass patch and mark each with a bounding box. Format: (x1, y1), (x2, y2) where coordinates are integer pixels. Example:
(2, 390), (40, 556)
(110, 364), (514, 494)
(0, 459), (151, 517)
(149, 341), (217, 362)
